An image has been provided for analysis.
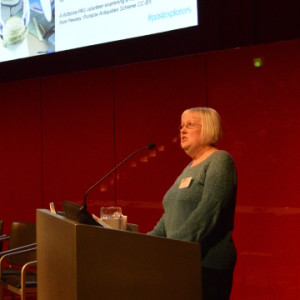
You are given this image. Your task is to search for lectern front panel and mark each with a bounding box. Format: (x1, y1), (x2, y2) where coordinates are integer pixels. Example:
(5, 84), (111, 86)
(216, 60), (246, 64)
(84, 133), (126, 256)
(37, 209), (202, 300)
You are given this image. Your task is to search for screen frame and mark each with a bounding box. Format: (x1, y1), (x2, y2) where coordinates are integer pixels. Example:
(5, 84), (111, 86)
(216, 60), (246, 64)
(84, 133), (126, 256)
(0, 1), (216, 82)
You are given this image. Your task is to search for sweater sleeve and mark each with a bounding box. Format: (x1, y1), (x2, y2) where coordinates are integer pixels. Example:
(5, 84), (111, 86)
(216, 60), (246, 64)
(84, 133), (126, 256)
(147, 215), (166, 237)
(167, 152), (237, 242)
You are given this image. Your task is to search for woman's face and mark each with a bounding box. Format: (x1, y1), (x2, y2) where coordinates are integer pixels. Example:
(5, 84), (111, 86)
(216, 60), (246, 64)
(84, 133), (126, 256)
(180, 112), (203, 158)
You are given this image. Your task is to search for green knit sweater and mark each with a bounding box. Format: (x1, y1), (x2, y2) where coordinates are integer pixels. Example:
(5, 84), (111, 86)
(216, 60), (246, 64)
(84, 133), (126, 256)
(148, 150), (237, 270)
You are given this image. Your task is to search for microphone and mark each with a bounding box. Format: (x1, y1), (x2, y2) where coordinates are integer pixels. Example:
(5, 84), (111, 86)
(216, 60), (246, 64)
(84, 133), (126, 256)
(78, 143), (156, 225)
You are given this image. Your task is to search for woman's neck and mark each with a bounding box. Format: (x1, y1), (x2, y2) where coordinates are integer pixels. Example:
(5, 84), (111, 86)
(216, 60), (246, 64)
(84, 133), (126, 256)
(190, 146), (217, 167)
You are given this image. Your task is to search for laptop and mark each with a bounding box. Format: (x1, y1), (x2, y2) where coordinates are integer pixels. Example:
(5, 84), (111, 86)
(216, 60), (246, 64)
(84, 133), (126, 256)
(62, 201), (102, 227)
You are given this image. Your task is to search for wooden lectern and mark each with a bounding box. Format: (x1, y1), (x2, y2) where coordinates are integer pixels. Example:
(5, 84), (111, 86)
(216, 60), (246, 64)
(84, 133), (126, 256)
(37, 209), (202, 300)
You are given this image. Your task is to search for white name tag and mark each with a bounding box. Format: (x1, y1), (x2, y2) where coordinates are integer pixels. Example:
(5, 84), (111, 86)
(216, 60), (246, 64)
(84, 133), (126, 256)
(179, 177), (193, 189)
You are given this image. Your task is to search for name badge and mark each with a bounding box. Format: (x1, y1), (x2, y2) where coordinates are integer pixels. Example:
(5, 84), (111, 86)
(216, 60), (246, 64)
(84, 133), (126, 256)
(179, 177), (193, 189)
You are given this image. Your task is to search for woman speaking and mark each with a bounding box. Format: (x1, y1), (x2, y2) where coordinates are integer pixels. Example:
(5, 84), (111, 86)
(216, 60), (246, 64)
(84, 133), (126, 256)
(148, 107), (237, 300)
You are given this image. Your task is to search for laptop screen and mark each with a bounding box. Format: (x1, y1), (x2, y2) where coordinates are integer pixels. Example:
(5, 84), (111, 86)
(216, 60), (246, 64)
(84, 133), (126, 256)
(62, 201), (102, 227)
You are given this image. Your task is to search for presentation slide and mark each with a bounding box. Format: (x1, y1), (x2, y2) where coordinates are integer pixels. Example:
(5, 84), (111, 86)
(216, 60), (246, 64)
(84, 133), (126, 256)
(0, 0), (198, 63)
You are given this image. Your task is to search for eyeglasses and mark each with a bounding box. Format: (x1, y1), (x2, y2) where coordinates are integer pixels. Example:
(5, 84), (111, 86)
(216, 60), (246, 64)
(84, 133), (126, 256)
(179, 122), (201, 131)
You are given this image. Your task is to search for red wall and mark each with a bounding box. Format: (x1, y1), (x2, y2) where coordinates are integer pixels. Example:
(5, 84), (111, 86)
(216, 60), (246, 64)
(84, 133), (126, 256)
(0, 79), (42, 224)
(0, 39), (299, 298)
(207, 41), (300, 299)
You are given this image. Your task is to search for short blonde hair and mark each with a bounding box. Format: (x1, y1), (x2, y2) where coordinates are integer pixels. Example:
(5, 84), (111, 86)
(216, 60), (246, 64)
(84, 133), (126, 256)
(182, 107), (222, 146)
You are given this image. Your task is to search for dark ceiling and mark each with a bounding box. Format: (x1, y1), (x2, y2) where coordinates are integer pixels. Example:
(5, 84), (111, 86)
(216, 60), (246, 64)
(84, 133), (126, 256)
(0, 0), (299, 82)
